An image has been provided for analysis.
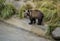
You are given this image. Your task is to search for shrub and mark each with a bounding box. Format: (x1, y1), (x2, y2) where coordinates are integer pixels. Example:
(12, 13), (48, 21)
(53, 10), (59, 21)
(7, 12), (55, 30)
(18, 5), (26, 19)
(24, 3), (33, 10)
(46, 25), (57, 35)
(0, 0), (5, 3)
(40, 8), (57, 22)
(18, 2), (34, 18)
(0, 3), (16, 19)
(0, 0), (5, 14)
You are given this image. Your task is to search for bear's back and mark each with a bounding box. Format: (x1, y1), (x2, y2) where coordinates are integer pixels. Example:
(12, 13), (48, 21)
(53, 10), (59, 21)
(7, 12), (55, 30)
(31, 10), (41, 18)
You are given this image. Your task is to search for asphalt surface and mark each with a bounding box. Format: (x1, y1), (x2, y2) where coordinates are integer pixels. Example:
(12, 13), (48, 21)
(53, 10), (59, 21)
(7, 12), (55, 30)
(0, 21), (50, 41)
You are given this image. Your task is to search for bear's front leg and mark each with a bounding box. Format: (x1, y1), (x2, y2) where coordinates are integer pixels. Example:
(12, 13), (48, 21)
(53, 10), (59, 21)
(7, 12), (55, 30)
(29, 18), (34, 25)
(33, 18), (36, 24)
(37, 19), (42, 25)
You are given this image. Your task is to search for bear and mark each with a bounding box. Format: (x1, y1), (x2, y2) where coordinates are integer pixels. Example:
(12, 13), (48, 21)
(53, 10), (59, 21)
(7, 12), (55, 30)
(24, 9), (44, 25)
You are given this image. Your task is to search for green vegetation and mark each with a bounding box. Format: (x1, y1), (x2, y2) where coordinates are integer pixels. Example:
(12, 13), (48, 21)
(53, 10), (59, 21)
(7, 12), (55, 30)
(0, 0), (5, 14)
(0, 0), (16, 19)
(18, 5), (26, 18)
(18, 2), (33, 18)
(1, 3), (16, 19)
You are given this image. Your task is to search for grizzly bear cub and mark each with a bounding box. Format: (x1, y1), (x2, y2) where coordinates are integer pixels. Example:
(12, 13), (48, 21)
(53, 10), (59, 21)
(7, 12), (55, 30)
(24, 10), (44, 25)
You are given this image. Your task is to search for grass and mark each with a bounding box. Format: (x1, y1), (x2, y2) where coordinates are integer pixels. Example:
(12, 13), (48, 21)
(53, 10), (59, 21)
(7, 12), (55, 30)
(0, 3), (16, 19)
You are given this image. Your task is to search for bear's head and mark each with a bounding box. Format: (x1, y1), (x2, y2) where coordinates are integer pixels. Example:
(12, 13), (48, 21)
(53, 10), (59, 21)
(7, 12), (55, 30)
(24, 10), (32, 18)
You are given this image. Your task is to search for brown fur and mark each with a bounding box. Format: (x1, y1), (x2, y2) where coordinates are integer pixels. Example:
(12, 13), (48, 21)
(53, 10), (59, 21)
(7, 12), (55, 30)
(29, 10), (43, 19)
(24, 9), (44, 25)
(30, 10), (39, 18)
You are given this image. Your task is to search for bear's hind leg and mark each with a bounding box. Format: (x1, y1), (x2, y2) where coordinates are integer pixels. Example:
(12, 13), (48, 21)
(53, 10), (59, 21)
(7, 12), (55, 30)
(37, 19), (42, 25)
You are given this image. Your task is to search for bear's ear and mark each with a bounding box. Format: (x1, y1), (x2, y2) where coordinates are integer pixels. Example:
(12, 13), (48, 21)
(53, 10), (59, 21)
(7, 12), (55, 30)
(27, 10), (32, 12)
(30, 10), (32, 12)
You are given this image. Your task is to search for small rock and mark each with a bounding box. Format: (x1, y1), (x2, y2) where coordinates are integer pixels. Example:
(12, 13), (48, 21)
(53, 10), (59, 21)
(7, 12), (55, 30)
(52, 27), (60, 40)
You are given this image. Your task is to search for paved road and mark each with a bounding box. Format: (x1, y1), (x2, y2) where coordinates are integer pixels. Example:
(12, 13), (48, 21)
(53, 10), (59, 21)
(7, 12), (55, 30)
(0, 22), (50, 41)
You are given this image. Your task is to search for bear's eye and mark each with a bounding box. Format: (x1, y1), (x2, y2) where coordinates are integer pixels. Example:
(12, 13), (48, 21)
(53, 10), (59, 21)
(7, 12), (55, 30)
(28, 10), (30, 12)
